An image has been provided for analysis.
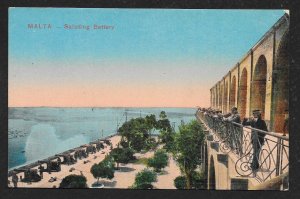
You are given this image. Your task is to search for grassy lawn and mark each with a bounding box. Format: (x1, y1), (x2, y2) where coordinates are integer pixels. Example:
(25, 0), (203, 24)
(130, 157), (149, 165)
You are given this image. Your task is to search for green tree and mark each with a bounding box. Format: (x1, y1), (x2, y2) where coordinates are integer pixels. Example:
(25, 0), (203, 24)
(159, 111), (167, 119)
(172, 120), (206, 189)
(157, 111), (172, 132)
(110, 147), (134, 169)
(145, 114), (157, 131)
(131, 169), (157, 189)
(145, 137), (159, 151)
(147, 149), (169, 172)
(59, 174), (87, 188)
(118, 116), (157, 152)
(157, 111), (174, 151)
(90, 157), (115, 185)
(159, 129), (175, 152)
(130, 129), (146, 152)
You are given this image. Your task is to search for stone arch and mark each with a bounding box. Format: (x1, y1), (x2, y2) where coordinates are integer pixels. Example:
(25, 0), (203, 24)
(214, 87), (217, 108)
(230, 76), (237, 109)
(212, 89), (214, 108)
(251, 55), (268, 119)
(213, 88), (215, 108)
(211, 91), (213, 108)
(223, 82), (228, 113)
(238, 68), (248, 120)
(214, 89), (217, 108)
(219, 85), (223, 111)
(216, 87), (219, 110)
(208, 156), (216, 190)
(272, 32), (289, 133)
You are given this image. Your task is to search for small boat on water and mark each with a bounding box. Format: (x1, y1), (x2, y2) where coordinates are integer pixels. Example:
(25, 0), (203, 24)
(21, 150), (25, 153)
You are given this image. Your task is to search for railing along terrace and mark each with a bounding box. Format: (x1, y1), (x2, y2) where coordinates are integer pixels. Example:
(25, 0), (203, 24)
(197, 109), (289, 183)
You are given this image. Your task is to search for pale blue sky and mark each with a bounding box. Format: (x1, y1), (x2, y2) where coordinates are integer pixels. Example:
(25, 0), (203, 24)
(8, 8), (285, 107)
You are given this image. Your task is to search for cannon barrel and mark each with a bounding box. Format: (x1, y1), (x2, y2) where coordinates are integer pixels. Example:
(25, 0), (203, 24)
(13, 169), (28, 172)
(38, 160), (50, 164)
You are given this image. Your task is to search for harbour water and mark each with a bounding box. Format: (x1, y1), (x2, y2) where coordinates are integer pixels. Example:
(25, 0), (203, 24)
(8, 107), (196, 169)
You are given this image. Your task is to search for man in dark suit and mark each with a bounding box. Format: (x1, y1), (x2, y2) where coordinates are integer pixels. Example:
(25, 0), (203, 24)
(242, 110), (268, 172)
(223, 107), (242, 154)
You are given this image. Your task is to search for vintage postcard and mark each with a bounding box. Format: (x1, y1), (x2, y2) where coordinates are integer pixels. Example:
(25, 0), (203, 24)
(8, 8), (289, 190)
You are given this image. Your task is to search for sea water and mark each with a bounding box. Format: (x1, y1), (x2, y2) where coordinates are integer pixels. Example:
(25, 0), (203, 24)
(8, 107), (196, 169)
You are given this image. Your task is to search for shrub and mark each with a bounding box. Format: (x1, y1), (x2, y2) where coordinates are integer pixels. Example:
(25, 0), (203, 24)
(59, 174), (87, 188)
(174, 176), (186, 189)
(147, 149), (169, 172)
(131, 169), (157, 189)
(174, 172), (207, 189)
(191, 171), (207, 189)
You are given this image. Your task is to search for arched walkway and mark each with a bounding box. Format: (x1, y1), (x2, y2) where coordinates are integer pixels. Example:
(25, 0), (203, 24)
(216, 87), (220, 109)
(238, 68), (248, 120)
(251, 55), (267, 119)
(272, 33), (289, 133)
(219, 86), (223, 112)
(229, 76), (236, 109)
(214, 90), (217, 108)
(212, 89), (216, 107)
(223, 82), (228, 113)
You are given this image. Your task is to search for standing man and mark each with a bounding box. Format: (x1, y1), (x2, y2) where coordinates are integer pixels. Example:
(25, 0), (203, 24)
(223, 107), (242, 154)
(217, 110), (223, 119)
(242, 110), (268, 172)
(223, 107), (241, 123)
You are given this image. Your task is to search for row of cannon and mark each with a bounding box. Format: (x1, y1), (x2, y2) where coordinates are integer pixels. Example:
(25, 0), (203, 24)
(9, 139), (112, 184)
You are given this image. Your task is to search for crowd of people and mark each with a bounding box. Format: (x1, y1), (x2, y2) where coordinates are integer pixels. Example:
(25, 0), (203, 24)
(197, 106), (268, 172)
(197, 106), (242, 124)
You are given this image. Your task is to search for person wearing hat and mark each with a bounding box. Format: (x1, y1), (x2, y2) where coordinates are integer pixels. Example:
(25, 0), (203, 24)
(223, 107), (241, 123)
(242, 109), (268, 172)
(216, 110), (223, 119)
(211, 110), (220, 119)
(223, 107), (242, 154)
